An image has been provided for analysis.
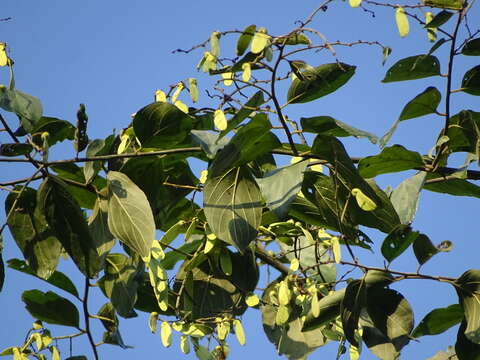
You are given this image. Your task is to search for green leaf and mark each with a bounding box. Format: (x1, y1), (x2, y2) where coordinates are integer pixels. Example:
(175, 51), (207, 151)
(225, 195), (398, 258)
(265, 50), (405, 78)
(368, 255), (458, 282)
(237, 25), (256, 56)
(428, 38), (448, 55)
(362, 326), (400, 360)
(219, 91), (265, 138)
(412, 304), (463, 337)
(22, 290), (79, 327)
(7, 259), (79, 298)
(210, 113), (281, 177)
(422, 0), (464, 10)
(424, 10), (454, 28)
(382, 55), (441, 83)
(287, 63), (356, 103)
(160, 239), (202, 270)
(303, 288), (346, 331)
(5, 187), (62, 279)
(84, 136), (115, 183)
(262, 280), (327, 359)
(358, 145), (424, 178)
(256, 161), (307, 219)
(366, 288), (413, 344)
(0, 87), (43, 132)
(390, 172), (427, 225)
(203, 166), (262, 252)
(341, 279), (366, 347)
(413, 234), (443, 265)
(461, 65), (480, 96)
(381, 225), (419, 262)
(300, 116), (378, 144)
(31, 117), (75, 146)
(455, 270), (480, 344)
(0, 143), (33, 156)
(424, 175), (480, 198)
(104, 263), (139, 318)
(274, 33), (311, 45)
(133, 102), (193, 148)
(190, 130), (230, 159)
(37, 176), (100, 277)
(88, 196), (115, 261)
(399, 87), (441, 120)
(107, 171), (155, 259)
(456, 320), (480, 360)
(462, 38), (480, 56)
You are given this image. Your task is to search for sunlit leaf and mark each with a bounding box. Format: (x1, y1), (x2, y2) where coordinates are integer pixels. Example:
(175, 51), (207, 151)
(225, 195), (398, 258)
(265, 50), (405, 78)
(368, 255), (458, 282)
(351, 188), (377, 211)
(251, 27), (270, 54)
(214, 109), (227, 131)
(412, 304), (463, 337)
(237, 25), (256, 56)
(455, 270), (480, 344)
(395, 7), (409, 38)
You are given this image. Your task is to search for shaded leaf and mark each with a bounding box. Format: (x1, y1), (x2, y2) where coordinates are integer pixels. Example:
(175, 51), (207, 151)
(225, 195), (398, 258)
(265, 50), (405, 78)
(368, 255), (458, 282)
(6, 187), (62, 279)
(456, 320), (480, 360)
(424, 10), (454, 28)
(107, 171), (155, 259)
(190, 130), (229, 159)
(287, 63), (356, 103)
(455, 270), (480, 344)
(133, 101), (193, 148)
(0, 143), (33, 157)
(382, 55), (441, 82)
(274, 33), (311, 45)
(0, 87), (43, 132)
(461, 65), (480, 96)
(237, 25), (256, 56)
(462, 38), (480, 56)
(256, 161), (307, 219)
(362, 326), (400, 360)
(381, 225), (419, 262)
(412, 304), (463, 337)
(37, 176), (100, 277)
(390, 172), (427, 224)
(204, 166), (262, 252)
(88, 196), (115, 261)
(358, 145), (424, 178)
(399, 87), (441, 120)
(423, 0), (465, 10)
(31, 117), (75, 146)
(22, 290), (79, 327)
(341, 280), (366, 347)
(300, 116), (378, 144)
(413, 234), (442, 265)
(8, 259), (79, 298)
(303, 288), (346, 331)
(84, 136), (114, 183)
(424, 175), (480, 198)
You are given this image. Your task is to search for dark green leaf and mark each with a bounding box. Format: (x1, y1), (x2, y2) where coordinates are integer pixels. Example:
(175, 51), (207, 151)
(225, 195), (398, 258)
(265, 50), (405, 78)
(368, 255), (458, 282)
(0, 87), (43, 132)
(204, 166), (262, 252)
(37, 176), (101, 277)
(381, 225), (419, 262)
(0, 143), (33, 156)
(412, 304), (463, 337)
(424, 175), (480, 198)
(83, 135), (115, 183)
(462, 38), (480, 56)
(107, 171), (155, 259)
(287, 63), (356, 103)
(428, 38), (448, 55)
(462, 65), (480, 96)
(424, 10), (454, 28)
(65, 356), (88, 360)
(274, 33), (311, 45)
(8, 259), (79, 298)
(399, 87), (442, 120)
(161, 239), (203, 270)
(413, 234), (442, 265)
(362, 326), (400, 360)
(456, 320), (480, 360)
(423, 0), (464, 10)
(341, 279), (366, 347)
(6, 187), (62, 279)
(262, 280), (327, 359)
(74, 104), (89, 153)
(175, 250), (258, 320)
(133, 101), (193, 148)
(358, 145), (424, 178)
(256, 161), (307, 219)
(366, 288), (413, 344)
(210, 113), (281, 177)
(390, 172), (427, 224)
(22, 290), (79, 327)
(102, 328), (133, 349)
(31, 117), (75, 146)
(364, 269), (395, 288)
(443, 110), (480, 155)
(382, 55), (441, 83)
(237, 24), (256, 56)
(455, 270), (480, 344)
(303, 288), (346, 331)
(300, 116), (378, 144)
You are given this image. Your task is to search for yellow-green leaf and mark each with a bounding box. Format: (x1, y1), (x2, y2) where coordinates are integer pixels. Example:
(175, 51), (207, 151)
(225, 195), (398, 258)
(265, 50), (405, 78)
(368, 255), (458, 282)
(396, 7), (410, 37)
(233, 319), (246, 345)
(214, 109), (227, 131)
(32, 320), (43, 330)
(149, 312), (158, 333)
(151, 240), (165, 261)
(188, 78), (199, 103)
(275, 304), (290, 325)
(199, 170), (208, 184)
(0, 43), (8, 67)
(210, 31), (221, 58)
(219, 248), (232, 276)
(242, 63), (251, 82)
(425, 12), (437, 42)
(155, 89), (167, 102)
(311, 290), (320, 318)
(278, 280), (291, 305)
(251, 27), (270, 54)
(246, 293), (260, 307)
(204, 234), (216, 254)
(180, 335), (190, 354)
(217, 320), (230, 340)
(171, 82), (184, 103)
(332, 236), (342, 264)
(51, 345), (60, 360)
(174, 100), (189, 114)
(351, 188), (377, 211)
(221, 72), (234, 86)
(349, 0), (362, 7)
(290, 258), (300, 272)
(161, 321), (172, 347)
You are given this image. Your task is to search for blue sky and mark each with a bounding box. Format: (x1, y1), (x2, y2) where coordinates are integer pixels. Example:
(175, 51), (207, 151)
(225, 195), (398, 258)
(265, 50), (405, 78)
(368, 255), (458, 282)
(0, 1), (479, 359)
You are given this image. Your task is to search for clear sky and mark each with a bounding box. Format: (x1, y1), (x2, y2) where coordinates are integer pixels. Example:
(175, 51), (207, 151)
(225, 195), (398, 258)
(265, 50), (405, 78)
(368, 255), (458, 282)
(0, 1), (479, 359)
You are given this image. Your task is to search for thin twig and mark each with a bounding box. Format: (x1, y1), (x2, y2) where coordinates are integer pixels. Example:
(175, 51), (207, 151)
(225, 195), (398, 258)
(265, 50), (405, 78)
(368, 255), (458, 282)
(83, 277), (99, 360)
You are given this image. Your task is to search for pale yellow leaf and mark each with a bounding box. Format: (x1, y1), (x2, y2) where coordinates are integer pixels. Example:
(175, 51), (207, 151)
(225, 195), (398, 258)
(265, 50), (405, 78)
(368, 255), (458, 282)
(204, 235), (215, 254)
(349, 0), (362, 7)
(233, 319), (246, 345)
(311, 289), (320, 318)
(171, 82), (184, 103)
(161, 321), (172, 347)
(221, 72), (233, 86)
(395, 7), (409, 38)
(290, 258), (300, 272)
(188, 78), (199, 103)
(332, 236), (341, 264)
(155, 90), (167, 102)
(278, 280), (291, 305)
(351, 188), (377, 211)
(245, 293), (260, 307)
(51, 345), (60, 360)
(0, 43), (8, 67)
(210, 31), (221, 57)
(180, 335), (190, 354)
(425, 12), (437, 42)
(251, 27), (270, 54)
(214, 109), (227, 131)
(174, 100), (189, 114)
(199, 170), (208, 184)
(32, 320), (43, 330)
(275, 304), (290, 325)
(242, 63), (251, 82)
(151, 240), (165, 260)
